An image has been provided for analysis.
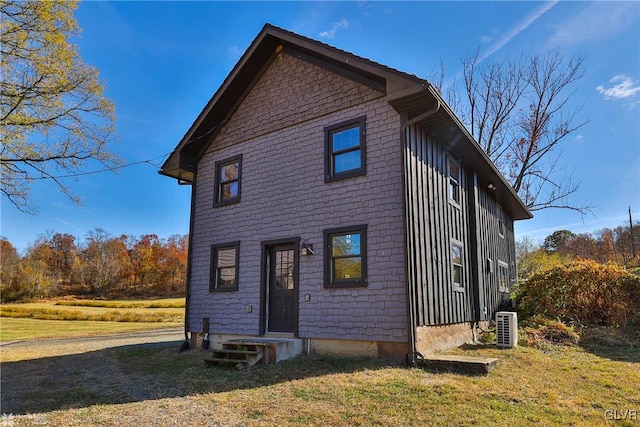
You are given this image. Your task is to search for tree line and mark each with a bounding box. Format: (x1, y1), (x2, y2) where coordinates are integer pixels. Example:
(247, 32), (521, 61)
(517, 220), (640, 279)
(1, 229), (188, 302)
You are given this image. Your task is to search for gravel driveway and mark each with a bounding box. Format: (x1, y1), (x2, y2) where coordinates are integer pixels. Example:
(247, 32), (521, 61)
(1, 328), (185, 361)
(1, 328), (186, 415)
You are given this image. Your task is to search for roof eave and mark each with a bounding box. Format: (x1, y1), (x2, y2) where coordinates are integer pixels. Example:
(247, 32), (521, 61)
(389, 83), (532, 221)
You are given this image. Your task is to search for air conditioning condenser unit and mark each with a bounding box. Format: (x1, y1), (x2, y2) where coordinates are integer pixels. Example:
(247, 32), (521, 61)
(496, 311), (518, 348)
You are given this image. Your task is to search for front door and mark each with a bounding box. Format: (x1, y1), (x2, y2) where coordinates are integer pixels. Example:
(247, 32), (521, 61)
(266, 243), (298, 333)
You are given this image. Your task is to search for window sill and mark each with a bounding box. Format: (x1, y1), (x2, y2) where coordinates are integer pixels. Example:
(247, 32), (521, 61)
(324, 281), (367, 289)
(453, 285), (466, 293)
(210, 287), (238, 293)
(325, 169), (366, 183)
(213, 198), (240, 208)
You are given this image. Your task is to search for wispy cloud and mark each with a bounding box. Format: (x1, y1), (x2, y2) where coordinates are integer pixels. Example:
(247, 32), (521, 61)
(596, 75), (640, 108)
(227, 46), (243, 60)
(319, 18), (349, 39)
(478, 1), (558, 63)
(55, 218), (86, 234)
(549, 2), (640, 47)
(442, 2), (556, 90)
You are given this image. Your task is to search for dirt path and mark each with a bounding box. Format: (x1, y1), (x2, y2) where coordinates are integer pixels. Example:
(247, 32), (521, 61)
(0, 328), (185, 362)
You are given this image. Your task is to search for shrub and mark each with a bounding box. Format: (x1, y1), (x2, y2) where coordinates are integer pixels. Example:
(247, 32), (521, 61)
(520, 317), (580, 348)
(514, 259), (640, 331)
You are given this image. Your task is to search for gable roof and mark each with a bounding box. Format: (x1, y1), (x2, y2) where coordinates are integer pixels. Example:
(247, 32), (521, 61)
(159, 24), (532, 220)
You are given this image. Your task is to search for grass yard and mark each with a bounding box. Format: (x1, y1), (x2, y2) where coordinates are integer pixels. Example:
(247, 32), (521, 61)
(1, 330), (638, 426)
(0, 318), (183, 342)
(0, 298), (184, 342)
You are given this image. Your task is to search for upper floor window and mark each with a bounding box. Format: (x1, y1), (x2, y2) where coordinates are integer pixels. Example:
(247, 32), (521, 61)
(210, 242), (239, 292)
(324, 225), (368, 288)
(325, 116), (366, 182)
(497, 204), (505, 238)
(214, 155), (242, 207)
(448, 156), (461, 204)
(451, 240), (464, 290)
(498, 261), (509, 293)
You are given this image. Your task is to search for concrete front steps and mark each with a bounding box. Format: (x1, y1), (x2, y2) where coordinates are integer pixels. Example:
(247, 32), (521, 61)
(203, 338), (303, 370)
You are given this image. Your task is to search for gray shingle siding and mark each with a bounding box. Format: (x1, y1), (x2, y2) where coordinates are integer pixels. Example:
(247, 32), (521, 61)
(188, 51), (408, 343)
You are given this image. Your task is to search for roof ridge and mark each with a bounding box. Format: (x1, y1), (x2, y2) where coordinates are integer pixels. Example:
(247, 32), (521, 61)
(263, 23), (429, 86)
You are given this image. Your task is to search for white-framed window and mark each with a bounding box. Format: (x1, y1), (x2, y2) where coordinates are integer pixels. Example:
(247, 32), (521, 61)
(497, 204), (505, 238)
(451, 239), (464, 290)
(498, 260), (509, 293)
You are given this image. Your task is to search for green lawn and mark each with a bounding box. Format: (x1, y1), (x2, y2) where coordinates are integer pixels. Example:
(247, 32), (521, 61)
(0, 317), (183, 341)
(0, 298), (184, 341)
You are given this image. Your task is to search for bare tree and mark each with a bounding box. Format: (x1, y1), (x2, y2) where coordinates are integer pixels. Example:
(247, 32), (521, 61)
(434, 49), (590, 213)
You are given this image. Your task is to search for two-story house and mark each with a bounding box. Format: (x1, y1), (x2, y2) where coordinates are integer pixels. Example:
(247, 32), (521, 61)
(160, 24), (532, 363)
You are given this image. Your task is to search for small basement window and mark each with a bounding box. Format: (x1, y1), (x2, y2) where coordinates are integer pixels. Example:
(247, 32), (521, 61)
(325, 116), (366, 182)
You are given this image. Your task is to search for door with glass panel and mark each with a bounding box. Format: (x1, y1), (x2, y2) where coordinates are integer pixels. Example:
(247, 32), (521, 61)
(267, 244), (297, 333)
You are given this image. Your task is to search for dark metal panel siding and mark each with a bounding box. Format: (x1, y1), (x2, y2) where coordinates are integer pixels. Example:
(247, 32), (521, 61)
(403, 124), (474, 326)
(475, 187), (517, 320)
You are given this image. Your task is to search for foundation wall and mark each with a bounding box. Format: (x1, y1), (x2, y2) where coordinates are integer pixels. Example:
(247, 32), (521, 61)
(310, 338), (408, 363)
(416, 321), (488, 354)
(194, 333), (409, 364)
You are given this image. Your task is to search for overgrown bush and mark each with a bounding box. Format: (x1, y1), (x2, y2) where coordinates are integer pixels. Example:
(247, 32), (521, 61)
(514, 259), (640, 332)
(520, 317), (580, 348)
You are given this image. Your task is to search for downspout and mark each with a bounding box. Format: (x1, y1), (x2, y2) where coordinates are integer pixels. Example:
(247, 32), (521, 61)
(400, 99), (440, 366)
(467, 171), (483, 333)
(183, 173), (197, 345)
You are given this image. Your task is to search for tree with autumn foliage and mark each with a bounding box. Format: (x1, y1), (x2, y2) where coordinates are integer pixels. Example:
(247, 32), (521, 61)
(79, 228), (131, 295)
(0, 0), (119, 214)
(0, 238), (23, 299)
(515, 259), (640, 332)
(540, 224), (640, 267)
(129, 234), (162, 291)
(0, 231), (188, 301)
(156, 234), (189, 294)
(517, 219), (640, 284)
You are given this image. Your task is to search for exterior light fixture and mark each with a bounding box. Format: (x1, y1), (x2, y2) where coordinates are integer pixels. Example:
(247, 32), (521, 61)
(301, 241), (315, 256)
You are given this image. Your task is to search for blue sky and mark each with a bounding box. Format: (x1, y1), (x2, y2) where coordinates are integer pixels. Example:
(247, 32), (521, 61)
(2, 1), (639, 253)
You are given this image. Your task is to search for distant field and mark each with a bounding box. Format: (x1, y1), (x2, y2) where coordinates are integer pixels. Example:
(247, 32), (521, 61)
(54, 298), (185, 309)
(0, 298), (185, 342)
